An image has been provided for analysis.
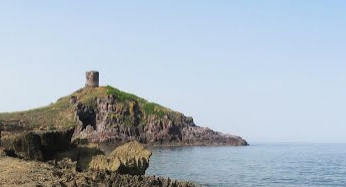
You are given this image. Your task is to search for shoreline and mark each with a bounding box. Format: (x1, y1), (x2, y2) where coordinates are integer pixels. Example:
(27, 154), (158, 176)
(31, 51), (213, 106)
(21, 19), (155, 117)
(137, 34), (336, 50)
(0, 147), (199, 187)
(98, 141), (249, 155)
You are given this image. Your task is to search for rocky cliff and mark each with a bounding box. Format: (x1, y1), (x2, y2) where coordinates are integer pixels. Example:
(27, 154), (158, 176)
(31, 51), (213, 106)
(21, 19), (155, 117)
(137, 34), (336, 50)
(0, 86), (248, 147)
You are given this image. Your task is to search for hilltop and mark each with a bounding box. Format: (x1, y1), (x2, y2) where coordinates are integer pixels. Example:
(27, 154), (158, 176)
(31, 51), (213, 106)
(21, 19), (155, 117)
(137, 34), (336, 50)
(0, 72), (247, 147)
(0, 85), (247, 146)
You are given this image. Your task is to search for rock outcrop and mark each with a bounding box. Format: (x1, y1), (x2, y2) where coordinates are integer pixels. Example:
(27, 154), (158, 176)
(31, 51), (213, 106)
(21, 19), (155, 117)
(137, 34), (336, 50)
(0, 85), (248, 147)
(0, 156), (198, 187)
(1, 131), (153, 176)
(1, 128), (74, 161)
(0, 72), (247, 187)
(72, 88), (248, 146)
(89, 141), (151, 175)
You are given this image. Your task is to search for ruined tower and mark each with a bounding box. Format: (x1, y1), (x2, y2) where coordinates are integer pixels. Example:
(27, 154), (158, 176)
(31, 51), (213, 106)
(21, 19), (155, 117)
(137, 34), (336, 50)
(85, 71), (99, 88)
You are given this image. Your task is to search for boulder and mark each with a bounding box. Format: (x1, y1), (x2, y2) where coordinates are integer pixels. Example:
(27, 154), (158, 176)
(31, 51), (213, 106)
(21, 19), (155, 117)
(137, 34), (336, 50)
(89, 155), (124, 172)
(89, 141), (152, 175)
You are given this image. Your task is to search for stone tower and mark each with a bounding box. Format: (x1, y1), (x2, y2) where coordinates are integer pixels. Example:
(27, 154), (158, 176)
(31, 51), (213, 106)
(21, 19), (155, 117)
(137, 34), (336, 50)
(85, 71), (99, 88)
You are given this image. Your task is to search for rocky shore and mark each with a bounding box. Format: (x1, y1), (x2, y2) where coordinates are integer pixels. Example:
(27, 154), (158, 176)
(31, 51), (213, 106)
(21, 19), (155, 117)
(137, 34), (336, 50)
(0, 130), (198, 187)
(0, 154), (197, 187)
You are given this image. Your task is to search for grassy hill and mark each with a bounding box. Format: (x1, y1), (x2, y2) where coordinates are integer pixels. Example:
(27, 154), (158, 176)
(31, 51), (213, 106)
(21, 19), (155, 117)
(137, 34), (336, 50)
(0, 86), (173, 131)
(0, 85), (248, 146)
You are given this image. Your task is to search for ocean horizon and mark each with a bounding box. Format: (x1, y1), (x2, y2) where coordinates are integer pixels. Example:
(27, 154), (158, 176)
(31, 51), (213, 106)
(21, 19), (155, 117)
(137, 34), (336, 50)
(147, 143), (346, 187)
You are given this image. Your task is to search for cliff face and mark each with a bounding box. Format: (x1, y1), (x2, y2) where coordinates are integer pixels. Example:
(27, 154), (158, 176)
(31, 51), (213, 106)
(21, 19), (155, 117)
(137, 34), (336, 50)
(72, 87), (247, 146)
(0, 86), (248, 147)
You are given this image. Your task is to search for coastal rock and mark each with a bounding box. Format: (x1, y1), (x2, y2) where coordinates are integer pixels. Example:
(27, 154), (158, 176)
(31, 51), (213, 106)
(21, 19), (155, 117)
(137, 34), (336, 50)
(1, 85), (248, 147)
(89, 155), (124, 172)
(1, 128), (74, 161)
(0, 155), (199, 187)
(89, 141), (152, 175)
(73, 93), (248, 146)
(182, 126), (248, 146)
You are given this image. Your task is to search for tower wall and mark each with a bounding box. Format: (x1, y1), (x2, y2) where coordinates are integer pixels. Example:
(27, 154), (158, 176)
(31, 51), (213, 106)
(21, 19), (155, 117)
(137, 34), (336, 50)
(85, 71), (99, 88)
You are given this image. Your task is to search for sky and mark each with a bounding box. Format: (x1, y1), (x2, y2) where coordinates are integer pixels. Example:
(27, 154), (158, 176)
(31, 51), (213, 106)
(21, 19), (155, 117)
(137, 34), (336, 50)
(0, 1), (345, 143)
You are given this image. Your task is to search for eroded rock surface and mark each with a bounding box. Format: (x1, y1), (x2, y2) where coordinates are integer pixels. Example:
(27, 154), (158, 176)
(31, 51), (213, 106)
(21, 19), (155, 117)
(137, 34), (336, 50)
(89, 141), (152, 175)
(0, 156), (198, 187)
(73, 94), (248, 146)
(1, 128), (74, 161)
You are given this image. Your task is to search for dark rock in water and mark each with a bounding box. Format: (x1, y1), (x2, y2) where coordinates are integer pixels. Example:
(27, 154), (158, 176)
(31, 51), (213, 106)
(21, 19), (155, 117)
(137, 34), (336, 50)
(1, 128), (74, 161)
(89, 141), (152, 175)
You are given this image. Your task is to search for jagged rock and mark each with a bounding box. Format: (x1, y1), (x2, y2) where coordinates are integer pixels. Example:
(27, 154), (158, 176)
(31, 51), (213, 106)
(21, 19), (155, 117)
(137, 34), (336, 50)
(89, 141), (152, 175)
(1, 128), (74, 161)
(14, 132), (43, 160)
(89, 155), (124, 172)
(1, 84), (248, 147)
(0, 155), (199, 187)
(73, 95), (248, 146)
(111, 141), (152, 174)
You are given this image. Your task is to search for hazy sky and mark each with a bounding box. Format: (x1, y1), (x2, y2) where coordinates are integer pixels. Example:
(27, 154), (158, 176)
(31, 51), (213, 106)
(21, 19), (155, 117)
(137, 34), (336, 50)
(1, 1), (345, 143)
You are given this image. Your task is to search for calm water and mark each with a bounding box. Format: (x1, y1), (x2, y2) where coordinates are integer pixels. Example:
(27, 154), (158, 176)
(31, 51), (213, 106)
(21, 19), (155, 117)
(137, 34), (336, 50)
(146, 144), (346, 187)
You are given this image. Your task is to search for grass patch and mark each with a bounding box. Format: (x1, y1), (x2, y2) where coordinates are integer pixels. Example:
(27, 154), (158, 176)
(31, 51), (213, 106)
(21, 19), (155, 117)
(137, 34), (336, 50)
(0, 97), (76, 130)
(106, 86), (146, 103)
(0, 87), (106, 130)
(74, 87), (107, 109)
(142, 103), (166, 118)
(106, 86), (171, 118)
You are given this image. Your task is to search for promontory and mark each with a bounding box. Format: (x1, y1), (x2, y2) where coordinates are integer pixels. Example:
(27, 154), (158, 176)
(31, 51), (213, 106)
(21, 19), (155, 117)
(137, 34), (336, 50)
(0, 71), (248, 187)
(0, 71), (248, 147)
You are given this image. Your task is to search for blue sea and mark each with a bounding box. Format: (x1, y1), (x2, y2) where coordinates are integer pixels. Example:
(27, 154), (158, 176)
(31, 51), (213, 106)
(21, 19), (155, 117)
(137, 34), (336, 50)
(146, 143), (346, 187)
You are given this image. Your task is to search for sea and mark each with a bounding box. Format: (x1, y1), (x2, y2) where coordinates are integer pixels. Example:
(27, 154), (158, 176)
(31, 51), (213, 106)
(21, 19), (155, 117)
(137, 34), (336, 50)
(146, 143), (346, 187)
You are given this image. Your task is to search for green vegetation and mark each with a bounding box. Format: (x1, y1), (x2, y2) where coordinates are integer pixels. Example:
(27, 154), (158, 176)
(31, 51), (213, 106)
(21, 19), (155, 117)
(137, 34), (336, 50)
(106, 85), (171, 118)
(76, 87), (107, 109)
(106, 86), (146, 103)
(0, 86), (177, 130)
(0, 96), (76, 130)
(0, 87), (106, 130)
(142, 102), (166, 118)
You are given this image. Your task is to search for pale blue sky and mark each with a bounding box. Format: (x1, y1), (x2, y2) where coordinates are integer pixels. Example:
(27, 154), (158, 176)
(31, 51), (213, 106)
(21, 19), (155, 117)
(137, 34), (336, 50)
(1, 1), (345, 143)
